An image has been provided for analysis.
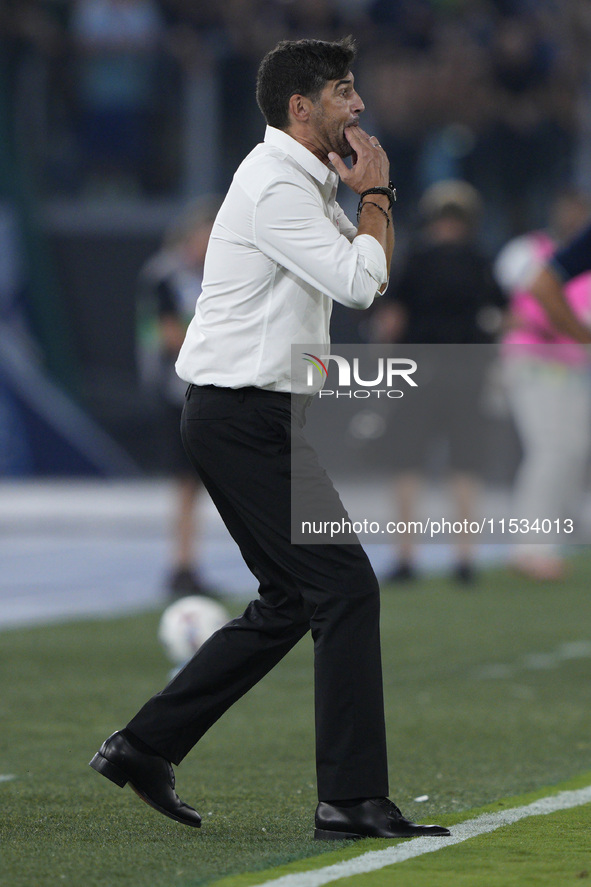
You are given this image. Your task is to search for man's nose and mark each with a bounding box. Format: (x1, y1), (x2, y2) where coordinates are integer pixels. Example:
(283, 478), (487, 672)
(352, 91), (365, 114)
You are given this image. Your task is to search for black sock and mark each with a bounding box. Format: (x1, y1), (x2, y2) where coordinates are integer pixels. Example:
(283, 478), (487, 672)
(324, 797), (371, 807)
(121, 728), (161, 757)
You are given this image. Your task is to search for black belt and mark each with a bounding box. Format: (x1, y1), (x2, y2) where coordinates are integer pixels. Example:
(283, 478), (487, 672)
(185, 384), (311, 423)
(185, 383), (290, 401)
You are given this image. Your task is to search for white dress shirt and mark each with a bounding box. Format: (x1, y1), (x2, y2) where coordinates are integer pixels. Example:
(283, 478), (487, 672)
(176, 125), (388, 393)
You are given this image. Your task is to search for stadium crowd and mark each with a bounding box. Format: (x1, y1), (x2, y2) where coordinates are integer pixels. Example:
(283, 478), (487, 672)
(1, 0), (591, 248)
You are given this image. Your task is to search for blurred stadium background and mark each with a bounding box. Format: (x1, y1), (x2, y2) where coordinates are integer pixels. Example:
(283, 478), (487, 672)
(3, 6), (591, 885)
(2, 0), (591, 621)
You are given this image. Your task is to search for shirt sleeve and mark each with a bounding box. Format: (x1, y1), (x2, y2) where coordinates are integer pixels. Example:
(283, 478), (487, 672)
(254, 177), (387, 310)
(550, 221), (591, 282)
(333, 201), (358, 243)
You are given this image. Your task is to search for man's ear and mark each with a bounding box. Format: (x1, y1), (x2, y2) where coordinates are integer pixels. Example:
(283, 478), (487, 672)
(288, 93), (314, 123)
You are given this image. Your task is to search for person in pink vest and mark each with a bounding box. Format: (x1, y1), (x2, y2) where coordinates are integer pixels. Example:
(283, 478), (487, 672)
(494, 190), (591, 579)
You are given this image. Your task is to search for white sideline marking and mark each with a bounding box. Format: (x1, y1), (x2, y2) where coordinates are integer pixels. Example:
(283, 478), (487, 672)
(0, 774), (16, 782)
(474, 639), (591, 681)
(251, 786), (591, 887)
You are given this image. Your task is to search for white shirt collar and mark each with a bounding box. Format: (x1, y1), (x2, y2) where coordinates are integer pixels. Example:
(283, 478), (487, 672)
(264, 126), (336, 187)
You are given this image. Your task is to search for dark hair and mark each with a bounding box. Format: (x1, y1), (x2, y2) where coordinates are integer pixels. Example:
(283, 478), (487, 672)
(256, 36), (357, 129)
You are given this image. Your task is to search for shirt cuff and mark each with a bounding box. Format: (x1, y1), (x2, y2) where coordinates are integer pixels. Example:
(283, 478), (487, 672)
(354, 233), (388, 288)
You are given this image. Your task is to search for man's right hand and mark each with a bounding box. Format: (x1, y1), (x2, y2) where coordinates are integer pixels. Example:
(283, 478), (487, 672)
(328, 125), (390, 195)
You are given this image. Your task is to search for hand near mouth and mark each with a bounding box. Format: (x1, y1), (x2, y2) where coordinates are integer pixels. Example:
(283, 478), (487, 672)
(329, 125), (389, 195)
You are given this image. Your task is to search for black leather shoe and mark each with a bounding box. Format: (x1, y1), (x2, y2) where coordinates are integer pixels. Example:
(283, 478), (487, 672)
(314, 797), (450, 840)
(89, 732), (201, 828)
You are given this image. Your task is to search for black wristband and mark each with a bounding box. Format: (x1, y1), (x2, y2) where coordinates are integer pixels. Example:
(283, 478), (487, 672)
(359, 183), (396, 209)
(357, 200), (391, 227)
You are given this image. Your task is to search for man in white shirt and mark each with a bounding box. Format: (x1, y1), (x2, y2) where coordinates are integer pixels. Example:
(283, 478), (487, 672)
(90, 36), (450, 841)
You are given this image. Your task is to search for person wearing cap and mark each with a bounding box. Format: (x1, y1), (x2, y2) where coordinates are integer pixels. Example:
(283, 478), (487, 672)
(374, 180), (506, 584)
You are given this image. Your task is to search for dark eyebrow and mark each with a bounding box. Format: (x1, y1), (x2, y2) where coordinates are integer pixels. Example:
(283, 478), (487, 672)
(334, 77), (353, 90)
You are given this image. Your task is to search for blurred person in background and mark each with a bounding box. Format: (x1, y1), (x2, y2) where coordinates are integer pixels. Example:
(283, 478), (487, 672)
(373, 180), (505, 585)
(468, 9), (578, 247)
(69, 0), (165, 195)
(494, 190), (591, 580)
(137, 196), (222, 599)
(357, 49), (432, 231)
(0, 0), (66, 168)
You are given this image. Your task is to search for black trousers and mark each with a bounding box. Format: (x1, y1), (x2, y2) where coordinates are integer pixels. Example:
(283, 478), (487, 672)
(127, 385), (389, 801)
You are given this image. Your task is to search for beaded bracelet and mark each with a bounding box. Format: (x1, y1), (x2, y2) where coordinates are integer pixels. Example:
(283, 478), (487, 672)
(357, 200), (391, 227)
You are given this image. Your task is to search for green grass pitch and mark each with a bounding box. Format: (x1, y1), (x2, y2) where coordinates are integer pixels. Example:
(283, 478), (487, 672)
(1, 551), (591, 886)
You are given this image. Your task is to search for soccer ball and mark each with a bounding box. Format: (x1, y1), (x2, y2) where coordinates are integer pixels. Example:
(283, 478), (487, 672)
(158, 595), (229, 664)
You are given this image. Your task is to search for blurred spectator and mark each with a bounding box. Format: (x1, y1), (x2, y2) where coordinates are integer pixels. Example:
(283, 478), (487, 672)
(8, 0), (589, 231)
(0, 0), (65, 167)
(376, 180), (505, 344)
(468, 11), (578, 246)
(158, 0), (221, 34)
(568, 0), (591, 195)
(69, 0), (165, 195)
(0, 0), (64, 78)
(281, 0), (346, 38)
(359, 50), (433, 227)
(366, 0), (436, 51)
(373, 180), (505, 584)
(416, 18), (491, 191)
(494, 189), (591, 580)
(136, 195), (222, 599)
